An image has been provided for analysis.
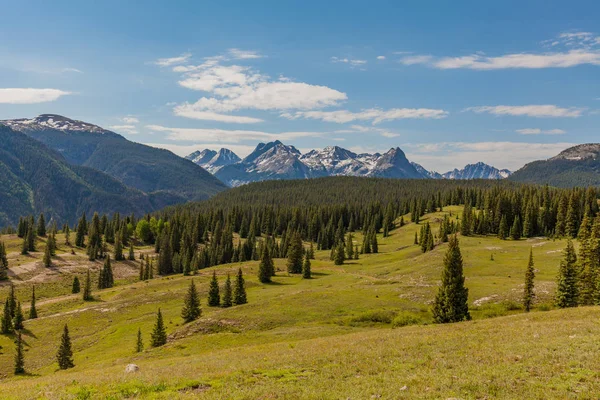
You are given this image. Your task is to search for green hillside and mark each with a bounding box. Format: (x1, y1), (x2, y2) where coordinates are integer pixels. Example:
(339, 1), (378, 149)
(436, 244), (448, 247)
(0, 205), (597, 399)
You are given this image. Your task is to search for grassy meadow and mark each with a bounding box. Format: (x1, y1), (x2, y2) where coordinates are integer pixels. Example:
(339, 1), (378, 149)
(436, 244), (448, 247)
(0, 206), (596, 399)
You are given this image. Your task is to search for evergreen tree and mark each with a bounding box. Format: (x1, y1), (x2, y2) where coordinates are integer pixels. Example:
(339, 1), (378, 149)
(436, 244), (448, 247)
(1, 298), (13, 334)
(21, 234), (28, 255)
(14, 331), (25, 375)
(258, 246), (274, 283)
(98, 256), (114, 289)
(0, 242), (8, 280)
(72, 276), (81, 294)
(302, 252), (312, 279)
(555, 240), (578, 308)
(510, 216), (522, 240)
(222, 274), (233, 308)
(43, 241), (52, 267)
(128, 243), (135, 261)
(333, 242), (345, 265)
(497, 215), (508, 240)
(37, 213), (46, 237)
(578, 238), (596, 305)
(233, 268), (247, 305)
(56, 324), (75, 370)
(29, 286), (38, 319)
(75, 214), (86, 247)
(150, 309), (167, 347)
(208, 271), (220, 307)
(114, 236), (124, 261)
(286, 232), (304, 274)
(27, 226), (35, 252)
(13, 301), (24, 331)
(7, 284), (16, 319)
(523, 248), (535, 312)
(432, 235), (470, 323)
(135, 328), (144, 353)
(64, 225), (71, 246)
(181, 279), (202, 323)
(83, 269), (93, 301)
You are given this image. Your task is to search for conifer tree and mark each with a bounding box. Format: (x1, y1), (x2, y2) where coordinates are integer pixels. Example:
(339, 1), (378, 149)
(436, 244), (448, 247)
(233, 268), (247, 305)
(37, 213), (46, 237)
(222, 274), (233, 308)
(345, 233), (354, 259)
(135, 328), (143, 353)
(83, 269), (93, 301)
(13, 301), (24, 331)
(497, 215), (508, 240)
(114, 236), (124, 261)
(302, 252), (311, 279)
(1, 298), (13, 334)
(27, 226), (35, 252)
(432, 235), (470, 323)
(208, 271), (220, 307)
(29, 286), (38, 319)
(510, 216), (522, 240)
(181, 279), (201, 323)
(72, 276), (81, 294)
(75, 215), (86, 247)
(57, 324), (74, 369)
(43, 242), (52, 267)
(578, 238), (596, 305)
(334, 242), (345, 265)
(555, 240), (578, 308)
(7, 285), (16, 319)
(523, 248), (535, 312)
(128, 243), (135, 261)
(150, 309), (167, 347)
(286, 232), (304, 274)
(414, 231), (418, 245)
(14, 331), (25, 374)
(0, 242), (8, 280)
(98, 256), (114, 289)
(21, 235), (28, 255)
(64, 225), (71, 246)
(139, 259), (145, 280)
(258, 246), (274, 283)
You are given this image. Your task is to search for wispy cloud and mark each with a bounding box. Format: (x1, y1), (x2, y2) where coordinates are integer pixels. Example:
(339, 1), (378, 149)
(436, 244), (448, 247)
(376, 56), (386, 60)
(228, 49), (263, 59)
(465, 105), (584, 118)
(154, 53), (192, 67)
(516, 128), (566, 135)
(0, 88), (71, 104)
(283, 108), (449, 124)
(121, 116), (139, 124)
(331, 57), (368, 67)
(401, 32), (600, 70)
(109, 124), (138, 135)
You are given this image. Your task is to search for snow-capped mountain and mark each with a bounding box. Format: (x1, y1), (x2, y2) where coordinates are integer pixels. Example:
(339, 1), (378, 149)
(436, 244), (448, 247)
(549, 144), (600, 162)
(187, 142), (512, 186)
(441, 162), (512, 180)
(2, 114), (112, 135)
(186, 148), (241, 174)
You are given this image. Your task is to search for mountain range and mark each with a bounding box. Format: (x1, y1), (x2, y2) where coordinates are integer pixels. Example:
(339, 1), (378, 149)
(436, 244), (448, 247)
(186, 142), (513, 187)
(0, 115), (227, 225)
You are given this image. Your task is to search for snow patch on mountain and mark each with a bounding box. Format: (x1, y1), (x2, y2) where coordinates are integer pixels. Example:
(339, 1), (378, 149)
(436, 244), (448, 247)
(2, 114), (111, 134)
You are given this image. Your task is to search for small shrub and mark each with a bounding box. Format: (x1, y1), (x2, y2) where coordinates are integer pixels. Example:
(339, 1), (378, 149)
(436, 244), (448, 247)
(537, 303), (552, 312)
(391, 312), (422, 328)
(348, 310), (396, 326)
(501, 300), (523, 311)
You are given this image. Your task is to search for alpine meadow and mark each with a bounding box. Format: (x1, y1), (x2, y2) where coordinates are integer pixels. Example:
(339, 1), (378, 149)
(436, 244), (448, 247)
(1, 1), (600, 399)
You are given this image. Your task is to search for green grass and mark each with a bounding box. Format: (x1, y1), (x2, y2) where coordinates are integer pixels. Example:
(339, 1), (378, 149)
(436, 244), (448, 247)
(0, 206), (594, 399)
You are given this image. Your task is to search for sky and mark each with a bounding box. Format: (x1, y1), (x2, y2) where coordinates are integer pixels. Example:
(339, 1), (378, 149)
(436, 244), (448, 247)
(0, 0), (599, 172)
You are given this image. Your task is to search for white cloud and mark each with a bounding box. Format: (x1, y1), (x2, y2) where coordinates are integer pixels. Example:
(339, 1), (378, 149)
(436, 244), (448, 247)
(402, 32), (600, 70)
(109, 124), (138, 135)
(404, 141), (577, 171)
(0, 88), (71, 104)
(376, 56), (386, 60)
(61, 67), (83, 74)
(465, 105), (584, 118)
(516, 128), (566, 135)
(228, 49), (263, 59)
(331, 57), (368, 67)
(334, 124), (400, 138)
(146, 124), (325, 143)
(284, 107), (448, 124)
(122, 116), (139, 124)
(154, 53), (192, 67)
(172, 107), (264, 124)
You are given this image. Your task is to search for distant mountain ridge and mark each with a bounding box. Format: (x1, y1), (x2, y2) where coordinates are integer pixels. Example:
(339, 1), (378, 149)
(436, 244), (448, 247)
(187, 142), (511, 187)
(510, 143), (600, 187)
(2, 114), (227, 202)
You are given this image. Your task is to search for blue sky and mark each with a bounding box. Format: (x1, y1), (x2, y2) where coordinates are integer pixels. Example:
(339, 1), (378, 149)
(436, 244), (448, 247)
(1, 0), (599, 172)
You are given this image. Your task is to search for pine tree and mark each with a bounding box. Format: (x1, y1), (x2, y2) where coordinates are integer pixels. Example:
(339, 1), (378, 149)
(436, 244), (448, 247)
(14, 331), (25, 375)
(258, 246), (274, 283)
(497, 215), (508, 240)
(510, 216), (522, 240)
(578, 238), (596, 305)
(21, 234), (28, 255)
(334, 241), (345, 265)
(208, 271), (220, 307)
(43, 242), (52, 267)
(64, 225), (71, 246)
(98, 256), (114, 289)
(432, 235), (470, 323)
(302, 252), (311, 279)
(555, 240), (578, 308)
(150, 309), (167, 347)
(181, 279), (201, 323)
(13, 301), (24, 331)
(523, 248), (535, 312)
(83, 269), (93, 301)
(222, 274), (233, 308)
(56, 324), (75, 369)
(286, 232), (304, 274)
(0, 242), (8, 280)
(29, 286), (38, 319)
(114, 236), (124, 261)
(135, 328), (143, 353)
(72, 276), (81, 294)
(37, 213), (46, 237)
(128, 243), (135, 261)
(1, 298), (13, 334)
(7, 284), (16, 319)
(233, 268), (247, 305)
(27, 226), (35, 252)
(75, 215), (86, 247)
